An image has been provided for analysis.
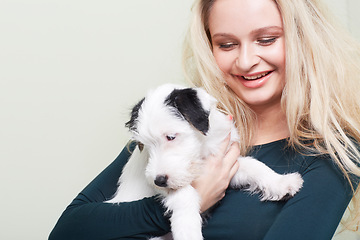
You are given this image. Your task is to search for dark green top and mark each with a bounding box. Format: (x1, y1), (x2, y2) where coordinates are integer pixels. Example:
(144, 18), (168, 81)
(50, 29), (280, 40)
(49, 139), (358, 240)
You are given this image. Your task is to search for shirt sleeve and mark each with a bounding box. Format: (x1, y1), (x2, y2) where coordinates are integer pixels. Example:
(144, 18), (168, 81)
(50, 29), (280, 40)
(49, 144), (171, 240)
(263, 155), (358, 240)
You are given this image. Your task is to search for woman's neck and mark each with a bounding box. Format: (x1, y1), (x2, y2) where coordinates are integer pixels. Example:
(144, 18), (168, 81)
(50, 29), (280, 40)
(250, 103), (289, 146)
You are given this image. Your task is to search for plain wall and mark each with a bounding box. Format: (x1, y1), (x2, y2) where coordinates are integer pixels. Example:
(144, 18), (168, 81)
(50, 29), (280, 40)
(0, 0), (359, 239)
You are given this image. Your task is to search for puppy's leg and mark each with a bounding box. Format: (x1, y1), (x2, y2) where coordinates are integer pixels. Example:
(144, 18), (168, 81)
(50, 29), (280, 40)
(105, 148), (155, 203)
(163, 186), (203, 240)
(230, 156), (303, 201)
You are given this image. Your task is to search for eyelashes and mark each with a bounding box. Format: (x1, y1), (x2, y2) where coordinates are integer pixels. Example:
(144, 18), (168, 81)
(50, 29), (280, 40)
(219, 43), (238, 49)
(216, 37), (279, 50)
(256, 37), (277, 46)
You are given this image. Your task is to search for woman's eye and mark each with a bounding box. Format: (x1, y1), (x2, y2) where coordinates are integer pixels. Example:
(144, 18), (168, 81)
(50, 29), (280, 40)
(219, 43), (238, 50)
(257, 37), (277, 46)
(166, 135), (176, 141)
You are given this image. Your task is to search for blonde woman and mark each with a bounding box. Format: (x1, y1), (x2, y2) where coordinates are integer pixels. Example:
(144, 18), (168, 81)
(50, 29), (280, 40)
(50, 0), (360, 239)
(187, 0), (360, 239)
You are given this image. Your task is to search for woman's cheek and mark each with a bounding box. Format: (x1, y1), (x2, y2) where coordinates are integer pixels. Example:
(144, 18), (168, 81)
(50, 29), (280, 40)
(214, 51), (234, 74)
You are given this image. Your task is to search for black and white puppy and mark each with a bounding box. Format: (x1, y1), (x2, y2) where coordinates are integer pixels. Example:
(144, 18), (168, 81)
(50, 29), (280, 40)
(105, 84), (303, 240)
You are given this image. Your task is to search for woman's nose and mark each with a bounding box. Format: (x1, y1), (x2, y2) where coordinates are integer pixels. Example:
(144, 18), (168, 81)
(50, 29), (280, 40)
(235, 44), (260, 71)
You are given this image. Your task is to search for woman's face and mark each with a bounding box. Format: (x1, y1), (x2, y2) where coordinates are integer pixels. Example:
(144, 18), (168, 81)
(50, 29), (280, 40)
(209, 0), (286, 111)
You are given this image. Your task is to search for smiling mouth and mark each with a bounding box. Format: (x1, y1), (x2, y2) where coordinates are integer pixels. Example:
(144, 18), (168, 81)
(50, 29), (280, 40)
(242, 71), (272, 80)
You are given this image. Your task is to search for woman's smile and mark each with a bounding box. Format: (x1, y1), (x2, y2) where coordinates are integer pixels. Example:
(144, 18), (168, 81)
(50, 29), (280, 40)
(233, 71), (273, 89)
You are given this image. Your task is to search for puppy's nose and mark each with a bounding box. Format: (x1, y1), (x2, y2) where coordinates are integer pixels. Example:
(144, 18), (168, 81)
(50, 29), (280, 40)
(154, 175), (168, 187)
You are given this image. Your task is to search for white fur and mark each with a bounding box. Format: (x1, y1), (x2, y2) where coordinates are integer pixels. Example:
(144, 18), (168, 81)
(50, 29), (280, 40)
(105, 84), (304, 240)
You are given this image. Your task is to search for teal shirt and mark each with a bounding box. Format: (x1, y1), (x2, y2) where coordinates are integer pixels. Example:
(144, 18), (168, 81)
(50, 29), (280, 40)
(49, 139), (357, 240)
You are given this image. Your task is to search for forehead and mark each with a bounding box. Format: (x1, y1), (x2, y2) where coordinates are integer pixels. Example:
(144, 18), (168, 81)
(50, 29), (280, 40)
(208, 0), (283, 35)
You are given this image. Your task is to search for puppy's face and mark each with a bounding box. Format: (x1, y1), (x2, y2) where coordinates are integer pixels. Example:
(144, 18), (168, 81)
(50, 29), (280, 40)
(126, 84), (216, 190)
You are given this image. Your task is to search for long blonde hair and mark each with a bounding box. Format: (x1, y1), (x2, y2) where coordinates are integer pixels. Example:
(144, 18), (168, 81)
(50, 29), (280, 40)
(182, 0), (360, 231)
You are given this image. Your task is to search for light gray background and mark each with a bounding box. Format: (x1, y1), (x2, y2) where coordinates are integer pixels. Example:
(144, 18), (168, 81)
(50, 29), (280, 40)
(0, 0), (359, 239)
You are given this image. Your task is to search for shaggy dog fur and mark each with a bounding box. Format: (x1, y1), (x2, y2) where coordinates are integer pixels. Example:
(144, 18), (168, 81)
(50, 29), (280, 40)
(105, 84), (303, 240)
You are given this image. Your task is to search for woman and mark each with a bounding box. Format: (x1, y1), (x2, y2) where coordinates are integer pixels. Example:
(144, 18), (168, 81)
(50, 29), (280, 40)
(49, 0), (360, 239)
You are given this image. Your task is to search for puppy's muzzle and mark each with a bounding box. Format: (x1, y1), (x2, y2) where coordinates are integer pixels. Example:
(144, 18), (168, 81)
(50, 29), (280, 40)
(154, 175), (168, 187)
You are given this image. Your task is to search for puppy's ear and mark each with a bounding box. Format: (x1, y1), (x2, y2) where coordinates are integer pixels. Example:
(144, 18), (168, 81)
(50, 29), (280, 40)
(165, 88), (210, 135)
(125, 97), (145, 132)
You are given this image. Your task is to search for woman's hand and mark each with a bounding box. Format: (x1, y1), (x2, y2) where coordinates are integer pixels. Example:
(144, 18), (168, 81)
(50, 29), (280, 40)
(192, 135), (240, 213)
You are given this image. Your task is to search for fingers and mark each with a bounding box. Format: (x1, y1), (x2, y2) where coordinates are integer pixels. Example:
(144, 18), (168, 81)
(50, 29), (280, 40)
(229, 159), (240, 180)
(207, 133), (231, 163)
(223, 142), (240, 171)
(218, 134), (231, 157)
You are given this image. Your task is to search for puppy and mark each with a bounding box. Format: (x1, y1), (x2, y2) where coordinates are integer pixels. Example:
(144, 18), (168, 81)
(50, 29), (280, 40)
(105, 84), (303, 240)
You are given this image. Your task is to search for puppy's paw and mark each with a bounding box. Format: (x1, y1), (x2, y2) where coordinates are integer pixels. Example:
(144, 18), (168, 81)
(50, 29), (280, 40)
(281, 172), (304, 198)
(260, 172), (303, 201)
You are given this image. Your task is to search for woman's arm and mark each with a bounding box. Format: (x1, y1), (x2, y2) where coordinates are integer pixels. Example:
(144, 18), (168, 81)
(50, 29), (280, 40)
(49, 144), (170, 240)
(263, 155), (358, 240)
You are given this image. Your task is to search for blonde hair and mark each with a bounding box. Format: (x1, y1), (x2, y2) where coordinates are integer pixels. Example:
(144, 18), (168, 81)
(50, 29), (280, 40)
(183, 0), (360, 231)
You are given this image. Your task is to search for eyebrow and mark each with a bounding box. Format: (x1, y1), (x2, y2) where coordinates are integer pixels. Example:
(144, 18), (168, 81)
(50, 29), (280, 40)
(212, 26), (283, 39)
(250, 26), (283, 35)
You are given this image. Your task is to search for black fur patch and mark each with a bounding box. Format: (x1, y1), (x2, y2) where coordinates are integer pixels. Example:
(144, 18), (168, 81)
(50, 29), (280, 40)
(164, 88), (209, 135)
(125, 97), (145, 132)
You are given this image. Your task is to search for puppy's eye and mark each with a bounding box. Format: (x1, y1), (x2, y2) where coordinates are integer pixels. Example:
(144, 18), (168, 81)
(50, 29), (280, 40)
(166, 135), (176, 141)
(137, 142), (144, 152)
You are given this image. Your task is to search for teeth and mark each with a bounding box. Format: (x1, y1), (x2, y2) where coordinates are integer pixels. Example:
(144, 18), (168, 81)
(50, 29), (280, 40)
(243, 72), (269, 80)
